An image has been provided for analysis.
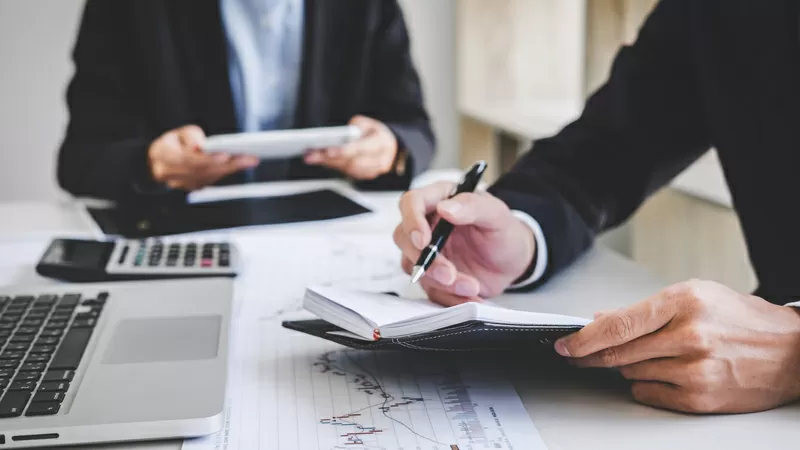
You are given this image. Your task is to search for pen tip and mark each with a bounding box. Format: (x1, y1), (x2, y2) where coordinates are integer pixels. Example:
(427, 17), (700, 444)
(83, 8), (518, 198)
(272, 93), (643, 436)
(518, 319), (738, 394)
(410, 266), (424, 284)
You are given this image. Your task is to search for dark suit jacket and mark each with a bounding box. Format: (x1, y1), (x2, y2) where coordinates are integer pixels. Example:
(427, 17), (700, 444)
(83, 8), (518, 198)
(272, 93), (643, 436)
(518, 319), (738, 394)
(489, 0), (800, 304)
(58, 0), (435, 203)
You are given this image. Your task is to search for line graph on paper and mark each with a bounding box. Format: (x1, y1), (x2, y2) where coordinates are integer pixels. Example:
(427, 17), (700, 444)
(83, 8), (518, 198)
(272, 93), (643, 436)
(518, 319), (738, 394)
(181, 323), (548, 450)
(309, 350), (520, 450)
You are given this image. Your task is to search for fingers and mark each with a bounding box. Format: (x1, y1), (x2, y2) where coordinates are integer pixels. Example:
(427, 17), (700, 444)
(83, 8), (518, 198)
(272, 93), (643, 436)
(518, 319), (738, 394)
(419, 278), (482, 307)
(304, 116), (396, 180)
(349, 114), (377, 132)
(304, 141), (391, 179)
(398, 182), (456, 248)
(396, 229), (482, 300)
(630, 381), (723, 414)
(436, 192), (512, 231)
(150, 125), (259, 191)
(630, 382), (693, 412)
(555, 291), (677, 358)
(569, 329), (684, 368)
(176, 125), (207, 151)
(620, 358), (687, 385)
(394, 225), (457, 284)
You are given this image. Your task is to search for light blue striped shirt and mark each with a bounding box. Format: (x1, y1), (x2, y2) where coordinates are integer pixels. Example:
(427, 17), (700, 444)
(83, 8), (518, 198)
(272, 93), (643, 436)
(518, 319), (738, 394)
(220, 0), (304, 132)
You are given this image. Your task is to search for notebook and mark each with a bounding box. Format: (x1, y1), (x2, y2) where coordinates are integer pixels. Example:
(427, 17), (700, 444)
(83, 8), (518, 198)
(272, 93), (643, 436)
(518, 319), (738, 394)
(282, 286), (591, 353)
(88, 189), (371, 237)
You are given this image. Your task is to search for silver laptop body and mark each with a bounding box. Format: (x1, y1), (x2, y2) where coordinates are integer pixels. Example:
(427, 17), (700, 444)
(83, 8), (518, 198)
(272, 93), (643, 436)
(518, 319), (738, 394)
(0, 278), (232, 448)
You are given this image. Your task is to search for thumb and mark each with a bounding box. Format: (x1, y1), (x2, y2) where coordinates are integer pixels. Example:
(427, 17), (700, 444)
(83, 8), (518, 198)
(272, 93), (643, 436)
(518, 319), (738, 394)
(436, 192), (512, 231)
(177, 125), (207, 151)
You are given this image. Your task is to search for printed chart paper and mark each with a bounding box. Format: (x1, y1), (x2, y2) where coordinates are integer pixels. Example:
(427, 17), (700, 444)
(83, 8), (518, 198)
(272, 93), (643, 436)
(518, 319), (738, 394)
(182, 322), (548, 450)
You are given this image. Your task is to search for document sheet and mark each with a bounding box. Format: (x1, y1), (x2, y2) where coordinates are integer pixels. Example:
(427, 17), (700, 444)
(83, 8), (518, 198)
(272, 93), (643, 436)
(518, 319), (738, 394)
(182, 321), (548, 450)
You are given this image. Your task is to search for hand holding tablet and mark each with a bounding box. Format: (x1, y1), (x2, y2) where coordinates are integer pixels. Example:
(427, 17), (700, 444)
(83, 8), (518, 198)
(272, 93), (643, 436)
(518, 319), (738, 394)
(203, 126), (363, 160)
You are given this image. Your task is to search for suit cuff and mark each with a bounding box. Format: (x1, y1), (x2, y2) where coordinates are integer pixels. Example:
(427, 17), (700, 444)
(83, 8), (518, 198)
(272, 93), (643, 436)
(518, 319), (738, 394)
(508, 210), (548, 289)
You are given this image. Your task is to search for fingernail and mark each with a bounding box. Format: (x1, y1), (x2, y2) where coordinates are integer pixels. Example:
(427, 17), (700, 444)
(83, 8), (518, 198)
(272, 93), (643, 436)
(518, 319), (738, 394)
(554, 340), (571, 357)
(454, 280), (477, 297)
(410, 230), (425, 249)
(431, 266), (454, 285)
(439, 200), (461, 217)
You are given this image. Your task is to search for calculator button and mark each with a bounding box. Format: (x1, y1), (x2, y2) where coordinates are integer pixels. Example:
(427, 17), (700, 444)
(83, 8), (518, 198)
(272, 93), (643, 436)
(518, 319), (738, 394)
(118, 245), (130, 265)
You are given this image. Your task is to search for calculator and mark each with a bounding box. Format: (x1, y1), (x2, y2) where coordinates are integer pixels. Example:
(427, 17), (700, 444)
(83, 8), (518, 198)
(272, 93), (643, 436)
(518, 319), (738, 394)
(36, 238), (239, 282)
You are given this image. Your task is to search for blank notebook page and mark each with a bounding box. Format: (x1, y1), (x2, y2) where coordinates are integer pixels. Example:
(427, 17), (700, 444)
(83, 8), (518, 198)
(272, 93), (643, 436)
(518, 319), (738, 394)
(311, 286), (444, 327)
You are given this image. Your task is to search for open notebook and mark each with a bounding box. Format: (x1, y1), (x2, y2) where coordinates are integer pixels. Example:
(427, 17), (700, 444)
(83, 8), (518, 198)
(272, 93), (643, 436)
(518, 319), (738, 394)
(282, 286), (591, 352)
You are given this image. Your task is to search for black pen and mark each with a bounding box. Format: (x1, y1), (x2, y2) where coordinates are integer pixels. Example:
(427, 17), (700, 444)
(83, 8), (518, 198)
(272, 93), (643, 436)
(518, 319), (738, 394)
(411, 160), (488, 283)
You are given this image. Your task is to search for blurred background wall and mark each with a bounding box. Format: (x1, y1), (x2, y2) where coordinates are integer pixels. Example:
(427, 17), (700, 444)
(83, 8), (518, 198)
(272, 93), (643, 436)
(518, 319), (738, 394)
(0, 0), (756, 292)
(0, 0), (84, 202)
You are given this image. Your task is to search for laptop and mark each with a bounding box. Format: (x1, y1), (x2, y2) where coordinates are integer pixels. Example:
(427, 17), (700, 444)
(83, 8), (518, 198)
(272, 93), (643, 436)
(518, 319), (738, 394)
(0, 278), (233, 448)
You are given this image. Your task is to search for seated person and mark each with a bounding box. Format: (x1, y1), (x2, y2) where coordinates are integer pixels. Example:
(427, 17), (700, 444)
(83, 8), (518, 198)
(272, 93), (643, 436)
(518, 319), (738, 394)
(57, 0), (434, 203)
(394, 0), (800, 414)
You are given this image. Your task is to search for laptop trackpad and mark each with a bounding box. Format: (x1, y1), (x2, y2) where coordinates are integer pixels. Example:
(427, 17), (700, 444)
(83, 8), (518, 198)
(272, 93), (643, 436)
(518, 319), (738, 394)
(102, 316), (221, 364)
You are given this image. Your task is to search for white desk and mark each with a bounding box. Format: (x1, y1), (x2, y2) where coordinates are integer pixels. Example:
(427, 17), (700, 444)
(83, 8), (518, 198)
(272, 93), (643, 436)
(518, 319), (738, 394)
(0, 179), (797, 450)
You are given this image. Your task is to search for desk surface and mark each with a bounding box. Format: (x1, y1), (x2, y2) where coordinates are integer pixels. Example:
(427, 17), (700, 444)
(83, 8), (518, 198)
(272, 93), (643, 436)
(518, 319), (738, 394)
(0, 177), (796, 450)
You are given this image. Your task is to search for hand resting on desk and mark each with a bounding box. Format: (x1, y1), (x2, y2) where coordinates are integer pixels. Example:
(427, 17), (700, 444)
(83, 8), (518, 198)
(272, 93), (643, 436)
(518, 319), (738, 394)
(394, 182), (800, 414)
(555, 279), (800, 414)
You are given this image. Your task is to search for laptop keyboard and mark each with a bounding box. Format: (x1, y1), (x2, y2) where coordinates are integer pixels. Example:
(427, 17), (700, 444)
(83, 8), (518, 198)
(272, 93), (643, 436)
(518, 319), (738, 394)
(0, 292), (106, 418)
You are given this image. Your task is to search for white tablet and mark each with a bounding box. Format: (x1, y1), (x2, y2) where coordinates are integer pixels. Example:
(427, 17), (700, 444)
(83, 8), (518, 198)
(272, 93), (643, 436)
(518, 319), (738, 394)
(203, 126), (362, 159)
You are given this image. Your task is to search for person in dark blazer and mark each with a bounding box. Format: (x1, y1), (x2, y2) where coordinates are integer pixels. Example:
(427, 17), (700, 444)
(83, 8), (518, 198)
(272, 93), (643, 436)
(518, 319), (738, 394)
(394, 0), (800, 414)
(57, 0), (435, 203)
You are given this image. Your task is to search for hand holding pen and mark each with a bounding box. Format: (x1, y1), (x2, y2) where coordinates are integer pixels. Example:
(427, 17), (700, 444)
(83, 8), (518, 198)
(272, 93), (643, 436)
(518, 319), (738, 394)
(393, 161), (539, 306)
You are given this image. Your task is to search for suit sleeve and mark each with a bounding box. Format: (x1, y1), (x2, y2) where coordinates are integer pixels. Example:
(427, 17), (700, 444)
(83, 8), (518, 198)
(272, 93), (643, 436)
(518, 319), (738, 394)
(355, 0), (436, 191)
(489, 0), (711, 288)
(57, 1), (170, 203)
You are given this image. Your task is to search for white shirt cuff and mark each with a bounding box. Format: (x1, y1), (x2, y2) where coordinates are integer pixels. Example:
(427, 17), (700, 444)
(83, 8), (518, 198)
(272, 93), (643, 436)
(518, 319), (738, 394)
(786, 301), (800, 307)
(508, 210), (548, 289)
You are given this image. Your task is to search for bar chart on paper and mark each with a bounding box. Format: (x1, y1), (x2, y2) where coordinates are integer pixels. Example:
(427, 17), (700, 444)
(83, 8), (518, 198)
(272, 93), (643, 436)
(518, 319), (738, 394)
(183, 322), (548, 450)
